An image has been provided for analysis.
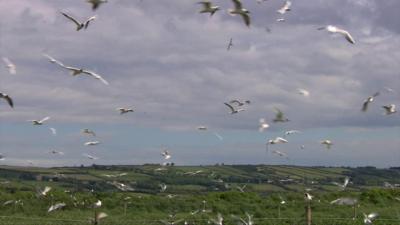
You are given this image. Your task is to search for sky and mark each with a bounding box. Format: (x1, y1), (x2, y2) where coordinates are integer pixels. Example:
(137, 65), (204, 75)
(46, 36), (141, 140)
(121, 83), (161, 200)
(0, 0), (399, 168)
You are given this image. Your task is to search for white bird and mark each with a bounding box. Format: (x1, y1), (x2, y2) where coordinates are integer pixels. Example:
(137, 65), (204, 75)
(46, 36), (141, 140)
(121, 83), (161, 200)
(382, 104), (396, 115)
(273, 107), (289, 122)
(272, 150), (289, 159)
(236, 184), (247, 192)
(228, 0), (251, 27)
(28, 116), (50, 125)
(49, 128), (57, 136)
(321, 140), (333, 149)
(37, 186), (52, 197)
(330, 197), (357, 205)
(362, 92), (379, 112)
(318, 25), (355, 44)
(276, 18), (285, 22)
(82, 128), (96, 136)
(304, 192), (313, 201)
(60, 12), (97, 31)
(0, 93), (14, 108)
(159, 183), (167, 192)
(268, 137), (288, 145)
(85, 141), (100, 146)
(259, 118), (270, 132)
(95, 212), (108, 222)
(48, 202), (66, 213)
(161, 150), (171, 160)
(297, 88), (310, 97)
(224, 102), (245, 114)
(2, 57), (16, 75)
(277, 1), (291, 14)
(184, 170), (203, 176)
(117, 108), (134, 114)
(231, 212), (254, 225)
(284, 130), (300, 136)
(83, 153), (98, 160)
(384, 87), (395, 93)
(87, 0), (108, 11)
(363, 212), (378, 224)
(332, 177), (350, 190)
(49, 150), (64, 155)
(44, 55), (109, 85)
(279, 196), (286, 205)
(92, 200), (102, 208)
(198, 1), (220, 16)
(210, 213), (224, 225)
(108, 181), (134, 191)
(197, 126), (208, 131)
(227, 38), (234, 51)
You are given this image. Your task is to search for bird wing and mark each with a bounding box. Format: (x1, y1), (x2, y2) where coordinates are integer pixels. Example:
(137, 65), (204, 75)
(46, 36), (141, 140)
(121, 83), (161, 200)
(0, 93), (14, 108)
(43, 54), (66, 68)
(368, 213), (378, 220)
(96, 212), (108, 220)
(84, 16), (97, 29)
(229, 99), (242, 105)
(82, 70), (109, 85)
(224, 102), (235, 113)
(240, 13), (251, 27)
(362, 100), (369, 112)
(373, 92), (380, 97)
(61, 12), (82, 28)
(276, 137), (288, 143)
(199, 1), (211, 8)
(337, 29), (355, 44)
(39, 117), (50, 123)
(231, 0), (243, 10)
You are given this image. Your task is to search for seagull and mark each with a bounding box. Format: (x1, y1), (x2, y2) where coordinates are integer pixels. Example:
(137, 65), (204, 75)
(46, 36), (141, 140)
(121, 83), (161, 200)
(161, 149), (171, 160)
(44, 55), (109, 85)
(117, 108), (134, 114)
(277, 1), (291, 14)
(273, 107), (289, 122)
(49, 128), (57, 136)
(85, 141), (100, 146)
(362, 92), (379, 112)
(266, 137), (288, 152)
(60, 12), (97, 31)
(159, 183), (167, 192)
(236, 184), (247, 192)
(82, 128), (96, 136)
(28, 116), (50, 125)
(318, 25), (355, 44)
(297, 88), (310, 97)
(321, 140), (333, 149)
(284, 130), (300, 136)
(332, 177), (350, 190)
(272, 150), (289, 159)
(184, 170), (203, 176)
(49, 150), (64, 155)
(276, 18), (285, 22)
(210, 213), (224, 225)
(94, 212), (108, 222)
(198, 1), (220, 16)
(108, 181), (134, 191)
(384, 87), (395, 93)
(92, 200), (102, 208)
(83, 153), (98, 160)
(259, 118), (270, 132)
(279, 196), (286, 205)
(304, 193), (313, 201)
(228, 0), (251, 27)
(224, 102), (245, 114)
(330, 197), (357, 205)
(197, 126), (208, 131)
(363, 212), (378, 224)
(37, 186), (52, 197)
(229, 99), (251, 107)
(227, 38), (234, 51)
(382, 104), (396, 115)
(87, 0), (108, 11)
(231, 212), (254, 225)
(2, 57), (16, 75)
(48, 202), (66, 213)
(0, 93), (14, 108)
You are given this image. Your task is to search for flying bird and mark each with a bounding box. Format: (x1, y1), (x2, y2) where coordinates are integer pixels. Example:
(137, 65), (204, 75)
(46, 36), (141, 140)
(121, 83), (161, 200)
(37, 186), (52, 197)
(28, 116), (50, 125)
(266, 137), (288, 152)
(231, 212), (254, 225)
(0, 93), (13, 108)
(85, 141), (100, 146)
(330, 197), (357, 205)
(117, 108), (134, 114)
(92, 200), (102, 208)
(297, 88), (310, 97)
(273, 108), (289, 122)
(229, 99), (251, 107)
(332, 177), (350, 190)
(318, 25), (355, 44)
(49, 150), (64, 155)
(276, 18), (285, 22)
(277, 1), (291, 14)
(2, 57), (16, 75)
(87, 0), (108, 10)
(363, 213), (378, 224)
(83, 153), (98, 160)
(210, 213), (224, 225)
(48, 202), (66, 213)
(44, 55), (109, 85)
(224, 102), (245, 114)
(227, 38), (234, 51)
(49, 128), (57, 136)
(60, 12), (97, 31)
(236, 184), (247, 192)
(259, 118), (269, 132)
(304, 193), (313, 201)
(161, 150), (171, 160)
(159, 183), (167, 192)
(284, 130), (300, 136)
(228, 0), (251, 27)
(382, 104), (396, 115)
(197, 126), (208, 131)
(321, 140), (333, 149)
(82, 128), (96, 136)
(198, 1), (220, 16)
(272, 150), (289, 159)
(362, 92), (379, 112)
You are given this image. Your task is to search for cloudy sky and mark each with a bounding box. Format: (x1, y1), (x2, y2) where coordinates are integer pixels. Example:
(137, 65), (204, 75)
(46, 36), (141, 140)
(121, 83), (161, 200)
(0, 0), (399, 167)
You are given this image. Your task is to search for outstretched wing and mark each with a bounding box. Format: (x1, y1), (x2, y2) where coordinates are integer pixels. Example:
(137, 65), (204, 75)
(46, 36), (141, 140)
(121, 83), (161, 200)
(224, 102), (235, 113)
(39, 116), (50, 123)
(231, 0), (243, 10)
(0, 93), (13, 108)
(84, 16), (97, 29)
(82, 70), (109, 85)
(241, 13), (251, 27)
(61, 12), (81, 28)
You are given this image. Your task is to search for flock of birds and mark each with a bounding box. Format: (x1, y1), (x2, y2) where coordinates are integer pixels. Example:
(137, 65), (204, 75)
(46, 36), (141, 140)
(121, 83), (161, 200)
(0, 0), (398, 224)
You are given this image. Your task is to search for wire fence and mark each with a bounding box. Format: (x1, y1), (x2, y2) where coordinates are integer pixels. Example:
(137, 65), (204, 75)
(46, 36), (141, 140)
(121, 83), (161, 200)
(0, 216), (399, 225)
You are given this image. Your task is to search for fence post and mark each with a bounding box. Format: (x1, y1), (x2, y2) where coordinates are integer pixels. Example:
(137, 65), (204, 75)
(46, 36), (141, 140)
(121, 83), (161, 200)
(93, 209), (98, 225)
(352, 204), (356, 220)
(305, 202), (312, 225)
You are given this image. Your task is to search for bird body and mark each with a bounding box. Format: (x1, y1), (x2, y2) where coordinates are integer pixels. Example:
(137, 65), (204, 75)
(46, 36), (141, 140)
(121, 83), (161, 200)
(48, 202), (66, 213)
(28, 116), (50, 125)
(37, 186), (52, 197)
(304, 192), (313, 201)
(0, 93), (13, 108)
(321, 140), (333, 149)
(362, 92), (379, 112)
(83, 153), (98, 160)
(87, 0), (107, 11)
(85, 141), (100, 146)
(227, 38), (234, 50)
(363, 213), (378, 224)
(284, 130), (300, 136)
(228, 0), (251, 27)
(82, 128), (96, 136)
(318, 25), (355, 44)
(382, 104), (396, 115)
(297, 88), (310, 97)
(198, 1), (220, 16)
(2, 57), (16, 74)
(117, 108), (134, 114)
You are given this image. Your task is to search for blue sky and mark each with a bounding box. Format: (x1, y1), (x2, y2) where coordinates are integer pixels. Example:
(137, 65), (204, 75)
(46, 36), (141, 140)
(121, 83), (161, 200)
(0, 0), (399, 167)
